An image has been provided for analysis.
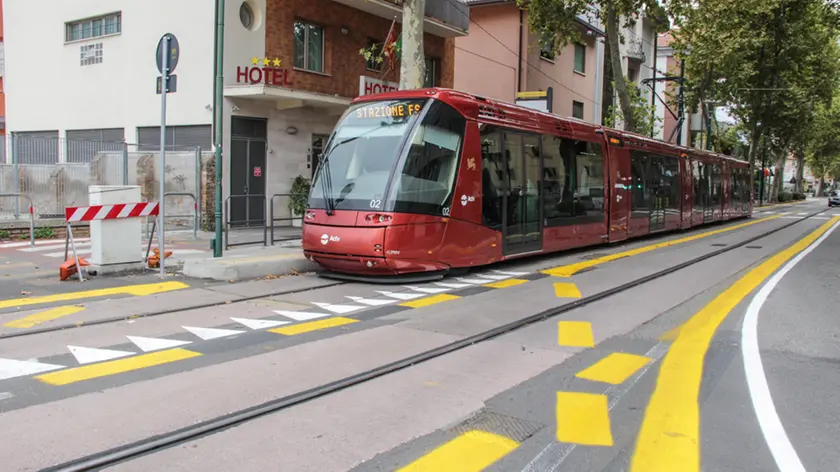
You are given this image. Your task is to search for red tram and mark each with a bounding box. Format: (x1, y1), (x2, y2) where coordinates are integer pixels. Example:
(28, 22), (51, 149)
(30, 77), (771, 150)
(301, 88), (752, 280)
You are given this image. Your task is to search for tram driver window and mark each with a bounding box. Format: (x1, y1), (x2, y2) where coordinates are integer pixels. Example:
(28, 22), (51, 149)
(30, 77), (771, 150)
(391, 101), (466, 215)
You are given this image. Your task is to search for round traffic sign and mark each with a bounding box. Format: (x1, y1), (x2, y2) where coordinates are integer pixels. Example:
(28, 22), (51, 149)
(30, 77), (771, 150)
(156, 33), (180, 74)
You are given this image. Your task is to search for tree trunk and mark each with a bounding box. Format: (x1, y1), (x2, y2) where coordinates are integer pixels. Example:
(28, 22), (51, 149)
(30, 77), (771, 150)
(605, 4), (635, 132)
(772, 147), (786, 201)
(794, 145), (805, 193)
(747, 119), (762, 203)
(399, 0), (426, 90)
(817, 176), (825, 197)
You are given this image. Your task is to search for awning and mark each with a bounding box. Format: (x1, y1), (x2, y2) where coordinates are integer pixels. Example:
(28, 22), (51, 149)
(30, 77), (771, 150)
(224, 85), (352, 112)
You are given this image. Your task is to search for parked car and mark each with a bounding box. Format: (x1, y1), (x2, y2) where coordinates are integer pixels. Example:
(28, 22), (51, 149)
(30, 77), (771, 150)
(829, 190), (840, 207)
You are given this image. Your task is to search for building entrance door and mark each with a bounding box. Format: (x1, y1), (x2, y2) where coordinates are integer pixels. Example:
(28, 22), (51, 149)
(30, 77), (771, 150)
(229, 117), (267, 227)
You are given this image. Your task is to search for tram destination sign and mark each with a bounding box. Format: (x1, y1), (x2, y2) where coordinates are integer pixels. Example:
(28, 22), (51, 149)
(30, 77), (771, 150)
(355, 102), (423, 119)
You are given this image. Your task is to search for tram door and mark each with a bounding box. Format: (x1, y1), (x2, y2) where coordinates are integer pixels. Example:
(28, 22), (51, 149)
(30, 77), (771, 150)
(502, 132), (543, 255)
(649, 158), (666, 232)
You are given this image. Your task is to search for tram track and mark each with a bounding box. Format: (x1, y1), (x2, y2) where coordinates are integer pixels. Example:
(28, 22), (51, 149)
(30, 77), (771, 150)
(38, 207), (830, 472)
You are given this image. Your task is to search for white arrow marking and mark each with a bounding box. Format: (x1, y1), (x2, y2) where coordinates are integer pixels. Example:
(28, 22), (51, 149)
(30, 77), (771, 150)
(272, 310), (330, 321)
(311, 302), (365, 314)
(376, 290), (425, 300)
(68, 345), (134, 365)
(403, 285), (452, 294)
(182, 326), (245, 341)
(230, 317), (290, 330)
(456, 277), (496, 284)
(435, 282), (473, 289)
(126, 335), (192, 352)
(0, 358), (65, 380)
(345, 296), (396, 306)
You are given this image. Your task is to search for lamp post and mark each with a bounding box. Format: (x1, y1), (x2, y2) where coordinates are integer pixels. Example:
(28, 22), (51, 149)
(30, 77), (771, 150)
(212, 0), (225, 257)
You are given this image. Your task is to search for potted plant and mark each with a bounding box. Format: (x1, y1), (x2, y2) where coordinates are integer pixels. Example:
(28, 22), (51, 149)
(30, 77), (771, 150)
(289, 175), (311, 227)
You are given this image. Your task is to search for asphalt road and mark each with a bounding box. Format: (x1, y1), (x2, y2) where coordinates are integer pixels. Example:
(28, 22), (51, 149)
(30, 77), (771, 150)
(0, 200), (837, 472)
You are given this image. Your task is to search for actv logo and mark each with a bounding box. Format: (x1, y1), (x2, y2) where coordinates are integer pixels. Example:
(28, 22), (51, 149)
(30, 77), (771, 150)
(320, 234), (340, 245)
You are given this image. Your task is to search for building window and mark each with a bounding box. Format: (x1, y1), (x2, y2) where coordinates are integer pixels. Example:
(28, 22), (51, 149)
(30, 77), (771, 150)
(80, 43), (103, 66)
(66, 12), (121, 42)
(424, 58), (438, 87)
(540, 30), (555, 61)
(365, 38), (382, 71)
(574, 43), (586, 73)
(294, 21), (324, 73)
(240, 3), (254, 29)
(572, 101), (584, 119)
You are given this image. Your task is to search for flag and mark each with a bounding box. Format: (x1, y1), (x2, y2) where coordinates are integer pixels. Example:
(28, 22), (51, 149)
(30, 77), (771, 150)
(383, 19), (398, 68)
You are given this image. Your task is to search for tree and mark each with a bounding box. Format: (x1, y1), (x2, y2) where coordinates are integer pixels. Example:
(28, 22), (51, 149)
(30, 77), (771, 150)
(668, 0), (840, 200)
(806, 89), (840, 196)
(358, 1), (426, 90)
(603, 80), (661, 136)
(516, 0), (668, 133)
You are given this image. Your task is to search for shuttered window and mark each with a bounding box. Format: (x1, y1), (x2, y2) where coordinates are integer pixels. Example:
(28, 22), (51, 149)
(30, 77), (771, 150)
(66, 128), (125, 163)
(137, 125), (212, 151)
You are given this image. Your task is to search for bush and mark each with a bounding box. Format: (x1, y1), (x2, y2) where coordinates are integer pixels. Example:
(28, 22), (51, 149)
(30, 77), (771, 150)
(34, 226), (55, 239)
(792, 192), (806, 200)
(777, 192), (793, 202)
(0, 230), (8, 240)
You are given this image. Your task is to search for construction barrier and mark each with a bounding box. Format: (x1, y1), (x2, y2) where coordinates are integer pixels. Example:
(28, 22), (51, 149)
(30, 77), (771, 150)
(62, 201), (160, 282)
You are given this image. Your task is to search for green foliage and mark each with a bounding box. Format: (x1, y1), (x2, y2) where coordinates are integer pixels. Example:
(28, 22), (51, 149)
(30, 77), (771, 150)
(603, 81), (661, 136)
(0, 230), (8, 239)
(34, 227), (54, 239)
(358, 38), (401, 69)
(792, 192), (807, 200)
(777, 191), (793, 202)
(289, 175), (311, 216)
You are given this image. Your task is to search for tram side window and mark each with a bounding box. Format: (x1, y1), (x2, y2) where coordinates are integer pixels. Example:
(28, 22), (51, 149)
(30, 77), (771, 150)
(657, 155), (680, 213)
(711, 164), (722, 205)
(574, 141), (606, 223)
(391, 100), (466, 215)
(479, 126), (504, 230)
(630, 150), (650, 214)
(542, 135), (575, 226)
(692, 160), (702, 209)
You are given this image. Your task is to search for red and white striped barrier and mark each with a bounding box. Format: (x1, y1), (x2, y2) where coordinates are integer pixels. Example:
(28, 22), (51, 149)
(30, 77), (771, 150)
(64, 202), (159, 223)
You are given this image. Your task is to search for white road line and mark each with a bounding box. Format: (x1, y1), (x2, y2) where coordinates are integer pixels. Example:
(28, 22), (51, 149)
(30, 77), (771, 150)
(741, 218), (839, 472)
(0, 392), (14, 401)
(0, 238), (90, 249)
(18, 242), (91, 253)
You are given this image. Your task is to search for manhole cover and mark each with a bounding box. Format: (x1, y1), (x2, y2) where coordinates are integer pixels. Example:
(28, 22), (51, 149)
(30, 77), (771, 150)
(447, 410), (544, 442)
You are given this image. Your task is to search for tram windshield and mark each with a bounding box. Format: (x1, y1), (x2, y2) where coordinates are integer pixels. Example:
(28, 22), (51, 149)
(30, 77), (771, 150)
(309, 98), (466, 215)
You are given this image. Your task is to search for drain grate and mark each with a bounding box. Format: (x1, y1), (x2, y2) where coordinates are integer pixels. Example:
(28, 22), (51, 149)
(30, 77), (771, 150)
(745, 245), (762, 249)
(447, 410), (544, 442)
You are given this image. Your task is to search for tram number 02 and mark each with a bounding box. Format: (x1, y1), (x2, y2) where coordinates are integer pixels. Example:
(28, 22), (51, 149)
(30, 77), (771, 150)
(369, 199), (382, 209)
(442, 207), (451, 216)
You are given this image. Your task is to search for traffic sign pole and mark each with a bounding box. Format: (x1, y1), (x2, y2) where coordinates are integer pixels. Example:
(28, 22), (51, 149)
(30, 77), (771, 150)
(158, 34), (170, 276)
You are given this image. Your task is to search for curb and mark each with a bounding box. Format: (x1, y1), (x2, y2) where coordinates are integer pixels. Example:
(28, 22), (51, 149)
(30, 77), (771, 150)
(181, 253), (321, 281)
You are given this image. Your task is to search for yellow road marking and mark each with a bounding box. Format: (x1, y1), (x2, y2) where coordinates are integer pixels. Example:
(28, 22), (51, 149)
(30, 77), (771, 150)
(269, 317), (358, 335)
(575, 352), (651, 385)
(0, 281), (189, 310)
(396, 430), (519, 472)
(658, 324), (683, 341)
(558, 321), (594, 347)
(3, 305), (86, 329)
(556, 392), (613, 446)
(553, 282), (582, 298)
(36, 348), (201, 386)
(399, 293), (460, 308)
(541, 215), (781, 277)
(484, 278), (528, 289)
(631, 216), (840, 472)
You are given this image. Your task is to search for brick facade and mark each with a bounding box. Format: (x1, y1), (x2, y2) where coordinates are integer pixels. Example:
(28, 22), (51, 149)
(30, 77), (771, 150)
(265, 0), (455, 98)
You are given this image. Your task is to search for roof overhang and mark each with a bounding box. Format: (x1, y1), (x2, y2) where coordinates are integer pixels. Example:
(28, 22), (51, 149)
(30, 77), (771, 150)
(224, 85), (352, 113)
(331, 0), (468, 37)
(465, 0), (606, 36)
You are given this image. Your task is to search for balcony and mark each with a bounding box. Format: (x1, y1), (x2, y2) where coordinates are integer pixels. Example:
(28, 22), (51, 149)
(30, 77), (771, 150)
(332, 0), (470, 37)
(626, 38), (645, 62)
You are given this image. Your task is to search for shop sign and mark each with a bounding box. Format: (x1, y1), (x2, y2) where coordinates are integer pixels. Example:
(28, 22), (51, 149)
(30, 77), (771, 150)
(237, 57), (293, 86)
(359, 76), (399, 96)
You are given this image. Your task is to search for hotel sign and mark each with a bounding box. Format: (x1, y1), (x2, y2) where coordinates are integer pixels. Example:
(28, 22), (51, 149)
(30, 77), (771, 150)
(237, 57), (293, 86)
(359, 76), (399, 96)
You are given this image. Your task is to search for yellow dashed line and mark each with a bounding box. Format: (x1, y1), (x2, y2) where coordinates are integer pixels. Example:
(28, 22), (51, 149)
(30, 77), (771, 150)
(541, 215), (781, 277)
(484, 278), (528, 289)
(575, 352), (652, 385)
(3, 306), (86, 329)
(558, 321), (594, 347)
(553, 282), (582, 299)
(399, 294), (460, 308)
(36, 348), (201, 386)
(0, 281), (189, 310)
(396, 430), (519, 471)
(556, 392), (613, 446)
(269, 317), (358, 335)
